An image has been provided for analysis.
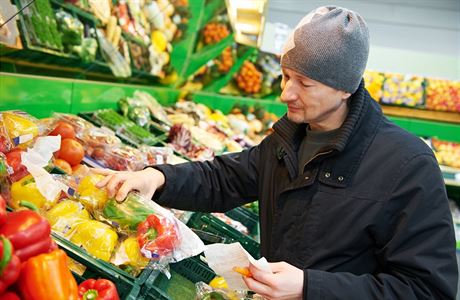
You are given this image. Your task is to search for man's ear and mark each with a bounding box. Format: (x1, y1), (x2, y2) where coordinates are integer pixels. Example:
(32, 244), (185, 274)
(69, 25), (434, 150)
(341, 92), (352, 100)
(280, 76), (286, 89)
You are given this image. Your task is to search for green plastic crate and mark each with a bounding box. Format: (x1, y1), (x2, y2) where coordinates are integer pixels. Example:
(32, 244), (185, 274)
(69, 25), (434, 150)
(140, 256), (216, 300)
(187, 212), (260, 259)
(52, 232), (153, 287)
(225, 206), (260, 242)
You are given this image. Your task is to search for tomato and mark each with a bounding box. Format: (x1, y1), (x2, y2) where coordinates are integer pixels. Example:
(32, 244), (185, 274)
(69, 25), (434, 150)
(49, 121), (76, 140)
(54, 158), (72, 174)
(5, 148), (29, 182)
(58, 138), (85, 166)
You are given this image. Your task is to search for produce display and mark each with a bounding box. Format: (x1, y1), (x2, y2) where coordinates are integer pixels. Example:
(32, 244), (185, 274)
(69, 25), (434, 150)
(381, 73), (425, 107)
(0, 194), (122, 299)
(431, 138), (460, 169)
(425, 79), (460, 113)
(236, 61), (263, 94)
(201, 21), (230, 45)
(363, 70), (385, 102)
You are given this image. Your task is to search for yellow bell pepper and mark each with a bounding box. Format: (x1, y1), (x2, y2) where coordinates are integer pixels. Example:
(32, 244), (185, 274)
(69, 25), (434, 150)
(77, 174), (109, 212)
(11, 175), (58, 209)
(45, 200), (90, 237)
(209, 276), (229, 289)
(2, 111), (39, 149)
(70, 220), (118, 261)
(113, 237), (149, 273)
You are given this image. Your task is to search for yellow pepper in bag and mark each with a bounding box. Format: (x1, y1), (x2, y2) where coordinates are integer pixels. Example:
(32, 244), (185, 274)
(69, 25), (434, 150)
(45, 200), (90, 237)
(123, 237), (149, 269)
(77, 174), (109, 212)
(10, 175), (58, 209)
(2, 111), (39, 149)
(70, 220), (118, 261)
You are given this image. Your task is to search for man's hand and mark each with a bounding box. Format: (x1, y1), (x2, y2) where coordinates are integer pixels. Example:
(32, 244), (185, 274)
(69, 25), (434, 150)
(243, 262), (304, 300)
(93, 167), (165, 202)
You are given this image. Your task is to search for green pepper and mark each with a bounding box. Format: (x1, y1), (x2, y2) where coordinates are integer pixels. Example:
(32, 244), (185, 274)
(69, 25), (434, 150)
(102, 193), (155, 232)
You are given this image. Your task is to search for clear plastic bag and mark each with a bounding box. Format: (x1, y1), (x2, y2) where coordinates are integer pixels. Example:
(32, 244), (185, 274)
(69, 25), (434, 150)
(98, 192), (205, 274)
(0, 111), (40, 149)
(195, 282), (254, 300)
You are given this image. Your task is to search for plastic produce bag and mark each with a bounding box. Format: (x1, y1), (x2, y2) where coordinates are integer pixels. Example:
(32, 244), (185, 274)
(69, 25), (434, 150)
(100, 192), (205, 274)
(133, 90), (171, 126)
(71, 37), (98, 63)
(77, 173), (109, 212)
(118, 97), (151, 128)
(195, 282), (251, 300)
(97, 29), (131, 78)
(55, 10), (84, 47)
(45, 199), (90, 237)
(0, 111), (40, 149)
(69, 219), (118, 261)
(101, 193), (156, 232)
(111, 236), (150, 276)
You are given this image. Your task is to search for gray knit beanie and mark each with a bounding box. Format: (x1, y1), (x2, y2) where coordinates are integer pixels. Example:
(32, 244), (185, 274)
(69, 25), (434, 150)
(281, 6), (369, 93)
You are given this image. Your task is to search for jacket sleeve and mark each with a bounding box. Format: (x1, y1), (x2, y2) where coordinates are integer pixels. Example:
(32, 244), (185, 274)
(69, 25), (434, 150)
(151, 143), (262, 213)
(304, 154), (458, 300)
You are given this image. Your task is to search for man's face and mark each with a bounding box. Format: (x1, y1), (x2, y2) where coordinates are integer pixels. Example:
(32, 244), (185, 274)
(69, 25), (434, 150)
(280, 68), (351, 129)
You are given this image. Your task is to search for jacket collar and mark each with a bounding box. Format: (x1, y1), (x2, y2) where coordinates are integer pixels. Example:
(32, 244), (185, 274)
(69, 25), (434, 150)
(273, 79), (382, 186)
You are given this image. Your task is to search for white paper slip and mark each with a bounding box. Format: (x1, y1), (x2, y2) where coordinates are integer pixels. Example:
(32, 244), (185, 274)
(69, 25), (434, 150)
(204, 243), (271, 290)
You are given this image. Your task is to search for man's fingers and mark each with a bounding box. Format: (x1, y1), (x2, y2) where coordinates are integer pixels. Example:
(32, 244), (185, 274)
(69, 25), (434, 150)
(106, 175), (125, 198)
(249, 263), (276, 287)
(116, 179), (136, 202)
(243, 276), (272, 296)
(91, 168), (113, 175)
(95, 174), (112, 188)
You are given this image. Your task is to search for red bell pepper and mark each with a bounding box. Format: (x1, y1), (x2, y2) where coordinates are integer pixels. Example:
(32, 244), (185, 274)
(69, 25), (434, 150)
(0, 195), (6, 226)
(0, 236), (21, 294)
(18, 249), (78, 300)
(0, 291), (20, 300)
(137, 214), (179, 260)
(0, 210), (52, 262)
(78, 278), (120, 300)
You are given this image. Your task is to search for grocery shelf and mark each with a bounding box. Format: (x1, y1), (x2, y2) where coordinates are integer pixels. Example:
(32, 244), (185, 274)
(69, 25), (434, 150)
(441, 165), (460, 187)
(382, 105), (460, 124)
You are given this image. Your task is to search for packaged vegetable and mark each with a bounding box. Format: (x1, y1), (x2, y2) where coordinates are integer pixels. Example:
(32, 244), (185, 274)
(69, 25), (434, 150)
(10, 175), (59, 209)
(55, 10), (83, 47)
(69, 220), (118, 261)
(101, 193), (155, 232)
(195, 282), (245, 300)
(102, 192), (205, 274)
(45, 200), (90, 237)
(1, 111), (39, 149)
(77, 174), (109, 212)
(111, 236), (150, 275)
(137, 213), (179, 260)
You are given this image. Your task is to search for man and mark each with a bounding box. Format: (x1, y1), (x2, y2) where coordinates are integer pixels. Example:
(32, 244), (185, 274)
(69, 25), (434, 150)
(96, 6), (458, 299)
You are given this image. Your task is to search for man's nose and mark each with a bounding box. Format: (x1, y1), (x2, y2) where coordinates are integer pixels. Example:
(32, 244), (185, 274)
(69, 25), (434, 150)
(280, 81), (298, 103)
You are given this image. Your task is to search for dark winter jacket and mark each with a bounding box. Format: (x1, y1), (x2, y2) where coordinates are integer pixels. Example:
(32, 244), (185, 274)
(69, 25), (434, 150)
(154, 80), (458, 299)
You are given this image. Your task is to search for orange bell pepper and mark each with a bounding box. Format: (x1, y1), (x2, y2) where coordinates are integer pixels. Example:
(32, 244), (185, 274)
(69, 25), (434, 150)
(18, 249), (78, 300)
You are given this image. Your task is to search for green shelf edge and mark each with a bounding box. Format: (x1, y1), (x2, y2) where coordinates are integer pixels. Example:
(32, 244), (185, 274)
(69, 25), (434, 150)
(388, 116), (460, 143)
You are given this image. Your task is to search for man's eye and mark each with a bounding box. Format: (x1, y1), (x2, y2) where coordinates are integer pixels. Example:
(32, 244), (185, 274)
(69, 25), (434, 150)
(302, 83), (312, 87)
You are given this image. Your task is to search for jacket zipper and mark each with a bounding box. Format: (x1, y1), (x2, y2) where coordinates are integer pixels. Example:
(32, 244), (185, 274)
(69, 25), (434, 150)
(301, 149), (334, 174)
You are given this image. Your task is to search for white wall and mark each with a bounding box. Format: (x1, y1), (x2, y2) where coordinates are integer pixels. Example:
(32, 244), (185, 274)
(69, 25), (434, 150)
(264, 0), (460, 80)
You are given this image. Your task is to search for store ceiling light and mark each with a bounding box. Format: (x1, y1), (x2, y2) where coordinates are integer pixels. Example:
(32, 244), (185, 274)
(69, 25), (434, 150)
(225, 0), (268, 47)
